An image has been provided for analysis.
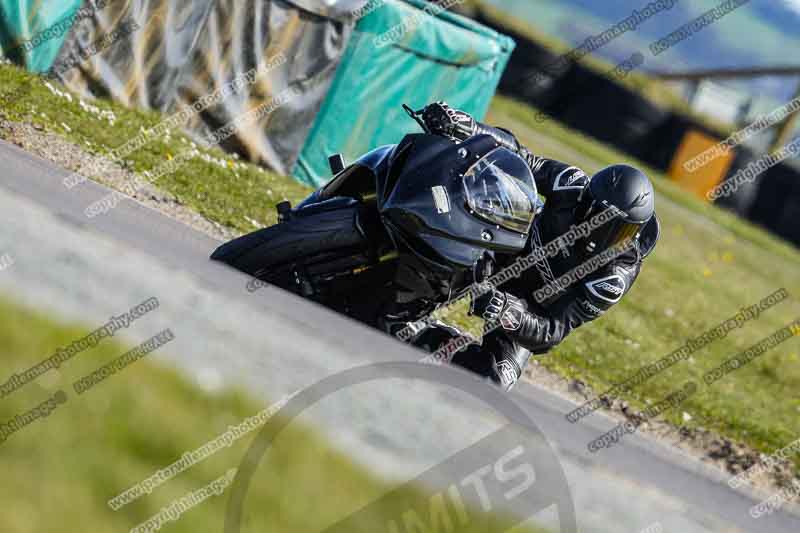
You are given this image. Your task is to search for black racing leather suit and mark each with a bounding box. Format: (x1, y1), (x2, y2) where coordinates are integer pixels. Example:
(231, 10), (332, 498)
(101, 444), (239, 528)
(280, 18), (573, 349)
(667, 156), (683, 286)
(413, 121), (659, 390)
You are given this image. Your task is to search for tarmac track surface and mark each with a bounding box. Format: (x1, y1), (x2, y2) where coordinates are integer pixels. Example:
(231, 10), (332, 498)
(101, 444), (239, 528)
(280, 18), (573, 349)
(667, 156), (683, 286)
(0, 139), (798, 533)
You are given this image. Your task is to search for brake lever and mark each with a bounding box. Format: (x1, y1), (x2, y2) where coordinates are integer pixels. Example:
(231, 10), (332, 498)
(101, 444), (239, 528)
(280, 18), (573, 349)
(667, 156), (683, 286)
(403, 103), (430, 133)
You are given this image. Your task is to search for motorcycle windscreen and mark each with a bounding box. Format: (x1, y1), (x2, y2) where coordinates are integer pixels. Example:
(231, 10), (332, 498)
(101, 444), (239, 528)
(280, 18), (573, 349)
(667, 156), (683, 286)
(462, 148), (538, 234)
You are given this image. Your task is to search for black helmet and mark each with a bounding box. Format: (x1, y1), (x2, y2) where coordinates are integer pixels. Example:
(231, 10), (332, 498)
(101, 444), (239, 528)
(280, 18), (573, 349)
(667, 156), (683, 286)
(574, 164), (655, 253)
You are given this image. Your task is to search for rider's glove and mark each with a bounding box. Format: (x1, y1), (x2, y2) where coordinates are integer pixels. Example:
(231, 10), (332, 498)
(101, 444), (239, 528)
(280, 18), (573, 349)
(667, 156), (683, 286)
(470, 285), (528, 332)
(421, 101), (477, 141)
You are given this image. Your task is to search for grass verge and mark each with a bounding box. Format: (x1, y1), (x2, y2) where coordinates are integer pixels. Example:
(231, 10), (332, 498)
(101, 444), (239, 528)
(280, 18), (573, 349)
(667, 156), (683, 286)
(487, 95), (800, 471)
(0, 293), (549, 532)
(0, 62), (311, 234)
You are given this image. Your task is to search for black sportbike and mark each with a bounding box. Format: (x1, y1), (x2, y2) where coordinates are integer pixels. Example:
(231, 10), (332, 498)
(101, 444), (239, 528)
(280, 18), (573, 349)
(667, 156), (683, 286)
(210, 107), (543, 335)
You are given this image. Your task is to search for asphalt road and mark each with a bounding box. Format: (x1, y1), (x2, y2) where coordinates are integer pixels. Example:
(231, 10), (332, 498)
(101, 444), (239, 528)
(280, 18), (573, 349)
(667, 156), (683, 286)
(1, 139), (798, 533)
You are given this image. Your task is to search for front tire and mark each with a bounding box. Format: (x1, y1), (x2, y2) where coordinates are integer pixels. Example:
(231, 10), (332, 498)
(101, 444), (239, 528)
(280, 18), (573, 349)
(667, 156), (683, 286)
(210, 198), (377, 293)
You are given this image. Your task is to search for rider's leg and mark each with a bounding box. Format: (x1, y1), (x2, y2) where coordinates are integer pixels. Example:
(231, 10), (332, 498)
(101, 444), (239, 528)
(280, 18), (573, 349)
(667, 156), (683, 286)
(408, 320), (465, 351)
(410, 321), (531, 391)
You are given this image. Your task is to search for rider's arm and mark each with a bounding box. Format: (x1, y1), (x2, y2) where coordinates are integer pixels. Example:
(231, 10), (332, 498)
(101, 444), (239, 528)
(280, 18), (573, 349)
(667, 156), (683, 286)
(419, 102), (588, 198)
(473, 264), (638, 353)
(420, 101), (521, 150)
(471, 122), (591, 199)
(505, 288), (610, 352)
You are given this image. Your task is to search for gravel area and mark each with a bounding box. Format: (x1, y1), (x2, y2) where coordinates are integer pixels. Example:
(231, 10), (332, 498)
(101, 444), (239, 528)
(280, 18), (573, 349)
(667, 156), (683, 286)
(0, 117), (236, 243)
(524, 360), (797, 494)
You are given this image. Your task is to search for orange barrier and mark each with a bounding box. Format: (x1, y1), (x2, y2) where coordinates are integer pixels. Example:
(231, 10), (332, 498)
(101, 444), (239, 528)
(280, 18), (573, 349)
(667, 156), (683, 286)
(668, 129), (735, 200)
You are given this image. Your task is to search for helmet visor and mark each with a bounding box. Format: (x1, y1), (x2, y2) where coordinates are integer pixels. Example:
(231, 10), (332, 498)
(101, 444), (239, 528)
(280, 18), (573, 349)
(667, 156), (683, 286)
(610, 220), (641, 248)
(576, 193), (642, 250)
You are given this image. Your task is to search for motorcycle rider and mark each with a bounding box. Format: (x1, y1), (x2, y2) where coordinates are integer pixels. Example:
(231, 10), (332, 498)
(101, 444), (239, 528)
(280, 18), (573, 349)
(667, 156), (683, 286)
(410, 102), (660, 390)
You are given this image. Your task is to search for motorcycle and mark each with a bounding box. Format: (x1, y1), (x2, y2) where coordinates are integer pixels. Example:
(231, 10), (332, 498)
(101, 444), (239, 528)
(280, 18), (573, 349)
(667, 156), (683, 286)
(210, 106), (543, 335)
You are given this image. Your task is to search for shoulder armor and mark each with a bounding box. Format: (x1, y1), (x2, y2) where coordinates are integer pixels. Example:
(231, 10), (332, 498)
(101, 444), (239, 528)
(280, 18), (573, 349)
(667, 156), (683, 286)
(552, 167), (589, 191)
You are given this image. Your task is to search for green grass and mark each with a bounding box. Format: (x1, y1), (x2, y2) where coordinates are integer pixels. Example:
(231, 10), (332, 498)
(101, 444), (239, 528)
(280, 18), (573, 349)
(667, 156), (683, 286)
(486, 95), (800, 466)
(0, 294), (550, 533)
(0, 63), (312, 233)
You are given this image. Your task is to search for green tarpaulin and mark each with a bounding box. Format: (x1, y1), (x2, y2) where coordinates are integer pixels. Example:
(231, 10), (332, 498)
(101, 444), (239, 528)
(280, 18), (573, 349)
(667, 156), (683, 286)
(0, 0), (83, 72)
(0, 0), (513, 186)
(293, 0), (515, 187)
